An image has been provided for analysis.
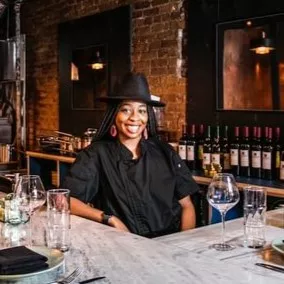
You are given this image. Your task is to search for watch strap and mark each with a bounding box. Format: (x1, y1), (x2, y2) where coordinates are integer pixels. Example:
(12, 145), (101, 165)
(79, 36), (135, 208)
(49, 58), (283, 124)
(102, 213), (112, 225)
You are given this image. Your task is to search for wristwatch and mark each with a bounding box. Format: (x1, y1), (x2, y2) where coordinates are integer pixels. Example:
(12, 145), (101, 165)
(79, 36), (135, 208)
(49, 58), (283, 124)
(102, 213), (112, 225)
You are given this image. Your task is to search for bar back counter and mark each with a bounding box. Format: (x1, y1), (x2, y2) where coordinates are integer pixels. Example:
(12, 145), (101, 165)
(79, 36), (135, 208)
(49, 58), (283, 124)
(26, 150), (284, 227)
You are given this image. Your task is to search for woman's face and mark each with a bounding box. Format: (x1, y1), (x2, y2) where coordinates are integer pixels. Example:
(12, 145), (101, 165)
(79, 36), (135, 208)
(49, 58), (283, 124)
(115, 100), (148, 141)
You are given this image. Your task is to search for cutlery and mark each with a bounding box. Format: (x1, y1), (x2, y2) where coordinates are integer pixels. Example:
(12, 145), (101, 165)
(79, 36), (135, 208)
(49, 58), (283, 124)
(255, 263), (284, 273)
(79, 276), (106, 284)
(48, 267), (82, 284)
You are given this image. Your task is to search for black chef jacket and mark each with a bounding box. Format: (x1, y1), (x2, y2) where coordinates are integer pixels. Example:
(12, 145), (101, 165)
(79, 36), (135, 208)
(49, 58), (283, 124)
(63, 138), (199, 237)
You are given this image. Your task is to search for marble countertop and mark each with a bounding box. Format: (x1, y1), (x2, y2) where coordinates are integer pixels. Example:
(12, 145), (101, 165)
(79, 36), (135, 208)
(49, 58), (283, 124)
(1, 211), (284, 284)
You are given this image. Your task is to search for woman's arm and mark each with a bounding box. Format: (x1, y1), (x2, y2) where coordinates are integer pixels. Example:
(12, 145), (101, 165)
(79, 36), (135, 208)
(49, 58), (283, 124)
(178, 195), (196, 231)
(70, 197), (129, 232)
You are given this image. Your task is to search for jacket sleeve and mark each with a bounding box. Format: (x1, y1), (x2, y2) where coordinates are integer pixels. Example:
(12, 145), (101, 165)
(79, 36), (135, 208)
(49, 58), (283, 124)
(171, 149), (199, 200)
(62, 147), (99, 203)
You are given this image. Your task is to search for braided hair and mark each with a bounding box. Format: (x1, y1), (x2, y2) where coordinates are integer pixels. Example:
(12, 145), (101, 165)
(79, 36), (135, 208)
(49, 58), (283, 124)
(93, 101), (159, 142)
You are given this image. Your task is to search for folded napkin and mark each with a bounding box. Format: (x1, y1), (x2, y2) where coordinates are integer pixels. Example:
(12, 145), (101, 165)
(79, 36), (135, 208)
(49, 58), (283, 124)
(0, 246), (48, 275)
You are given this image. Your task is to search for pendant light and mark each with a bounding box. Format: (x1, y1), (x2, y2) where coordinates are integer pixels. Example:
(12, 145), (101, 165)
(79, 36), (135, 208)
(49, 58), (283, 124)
(250, 31), (275, 55)
(89, 51), (104, 70)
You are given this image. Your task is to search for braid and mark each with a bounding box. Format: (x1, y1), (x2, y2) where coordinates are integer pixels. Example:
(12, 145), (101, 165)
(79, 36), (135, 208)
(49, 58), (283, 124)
(147, 106), (158, 138)
(93, 104), (119, 141)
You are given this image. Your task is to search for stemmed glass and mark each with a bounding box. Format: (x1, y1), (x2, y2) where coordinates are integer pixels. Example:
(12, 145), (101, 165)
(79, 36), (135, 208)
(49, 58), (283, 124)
(14, 175), (46, 222)
(207, 173), (240, 251)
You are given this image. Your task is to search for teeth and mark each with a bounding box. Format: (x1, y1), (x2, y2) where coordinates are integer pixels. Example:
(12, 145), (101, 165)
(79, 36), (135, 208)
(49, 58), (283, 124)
(126, 125), (139, 133)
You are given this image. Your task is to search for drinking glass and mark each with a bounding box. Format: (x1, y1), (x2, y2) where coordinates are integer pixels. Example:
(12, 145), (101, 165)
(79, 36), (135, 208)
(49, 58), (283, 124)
(14, 175), (46, 221)
(47, 189), (70, 252)
(207, 173), (240, 251)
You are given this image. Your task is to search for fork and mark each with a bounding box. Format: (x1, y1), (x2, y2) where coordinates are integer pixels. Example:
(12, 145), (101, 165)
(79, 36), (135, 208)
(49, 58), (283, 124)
(48, 267), (82, 284)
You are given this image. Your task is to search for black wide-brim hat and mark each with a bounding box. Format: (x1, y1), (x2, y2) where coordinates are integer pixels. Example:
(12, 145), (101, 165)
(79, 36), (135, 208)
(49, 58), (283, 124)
(97, 72), (165, 107)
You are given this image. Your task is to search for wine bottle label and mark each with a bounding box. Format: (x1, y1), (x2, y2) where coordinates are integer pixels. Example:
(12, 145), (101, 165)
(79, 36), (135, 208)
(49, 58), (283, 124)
(178, 145), (186, 160)
(240, 150), (249, 167)
(187, 145), (195, 161)
(251, 151), (261, 168)
(223, 153), (231, 170)
(280, 161), (284, 180)
(275, 151), (280, 168)
(262, 152), (272, 170)
(203, 153), (211, 165)
(230, 149), (239, 166)
(212, 153), (220, 165)
(198, 145), (203, 160)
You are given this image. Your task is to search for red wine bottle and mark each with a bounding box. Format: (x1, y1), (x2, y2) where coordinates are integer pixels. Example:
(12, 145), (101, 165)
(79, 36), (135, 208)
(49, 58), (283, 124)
(197, 124), (205, 170)
(274, 127), (281, 180)
(220, 125), (231, 172)
(211, 126), (221, 166)
(186, 124), (197, 170)
(202, 126), (211, 168)
(280, 150), (284, 182)
(230, 126), (240, 176)
(178, 124), (188, 162)
(262, 127), (273, 180)
(240, 126), (250, 177)
(251, 127), (262, 179)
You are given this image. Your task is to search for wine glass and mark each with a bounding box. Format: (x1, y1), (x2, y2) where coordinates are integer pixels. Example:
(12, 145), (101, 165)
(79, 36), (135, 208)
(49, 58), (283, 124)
(14, 175), (46, 221)
(207, 173), (240, 251)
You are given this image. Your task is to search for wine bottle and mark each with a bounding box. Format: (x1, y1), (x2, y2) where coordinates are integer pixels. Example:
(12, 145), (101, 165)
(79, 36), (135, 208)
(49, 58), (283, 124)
(251, 127), (262, 179)
(197, 124), (205, 170)
(220, 125), (231, 172)
(230, 126), (240, 176)
(211, 126), (221, 166)
(280, 150), (284, 182)
(240, 126), (250, 177)
(262, 127), (273, 180)
(274, 127), (281, 180)
(178, 124), (188, 162)
(187, 124), (197, 170)
(202, 125), (211, 168)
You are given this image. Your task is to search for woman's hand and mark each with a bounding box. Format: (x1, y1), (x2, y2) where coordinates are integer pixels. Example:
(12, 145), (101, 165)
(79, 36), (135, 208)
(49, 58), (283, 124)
(108, 216), (130, 232)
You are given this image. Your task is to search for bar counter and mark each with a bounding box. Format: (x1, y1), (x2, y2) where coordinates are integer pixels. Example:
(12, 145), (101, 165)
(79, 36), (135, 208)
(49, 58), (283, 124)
(26, 150), (284, 197)
(1, 210), (283, 284)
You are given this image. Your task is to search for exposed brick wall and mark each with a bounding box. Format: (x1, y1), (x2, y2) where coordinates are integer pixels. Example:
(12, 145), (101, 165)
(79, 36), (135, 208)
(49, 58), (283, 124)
(21, 0), (188, 147)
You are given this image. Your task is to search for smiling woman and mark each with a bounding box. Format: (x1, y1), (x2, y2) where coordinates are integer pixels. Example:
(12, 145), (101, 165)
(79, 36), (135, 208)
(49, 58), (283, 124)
(63, 72), (199, 238)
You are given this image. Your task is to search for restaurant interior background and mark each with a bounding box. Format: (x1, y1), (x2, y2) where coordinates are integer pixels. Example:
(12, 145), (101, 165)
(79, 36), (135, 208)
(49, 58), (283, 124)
(1, 0), (284, 217)
(1, 0), (284, 150)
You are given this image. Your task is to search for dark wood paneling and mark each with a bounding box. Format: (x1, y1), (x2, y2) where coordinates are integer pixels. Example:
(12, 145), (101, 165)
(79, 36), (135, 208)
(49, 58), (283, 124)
(187, 0), (284, 134)
(58, 5), (131, 136)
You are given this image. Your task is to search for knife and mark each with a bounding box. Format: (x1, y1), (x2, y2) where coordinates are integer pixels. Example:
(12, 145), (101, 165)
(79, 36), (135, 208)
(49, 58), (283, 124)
(79, 276), (106, 284)
(255, 263), (284, 273)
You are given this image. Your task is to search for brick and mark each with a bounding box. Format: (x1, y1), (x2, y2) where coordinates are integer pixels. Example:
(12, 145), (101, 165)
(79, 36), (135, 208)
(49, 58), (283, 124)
(21, 0), (186, 147)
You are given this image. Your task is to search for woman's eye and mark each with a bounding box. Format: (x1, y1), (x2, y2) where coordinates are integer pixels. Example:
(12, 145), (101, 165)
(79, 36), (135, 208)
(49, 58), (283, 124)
(120, 108), (132, 114)
(139, 109), (147, 115)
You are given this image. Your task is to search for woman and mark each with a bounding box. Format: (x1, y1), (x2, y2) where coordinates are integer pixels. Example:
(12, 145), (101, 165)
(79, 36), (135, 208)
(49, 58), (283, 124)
(63, 72), (199, 237)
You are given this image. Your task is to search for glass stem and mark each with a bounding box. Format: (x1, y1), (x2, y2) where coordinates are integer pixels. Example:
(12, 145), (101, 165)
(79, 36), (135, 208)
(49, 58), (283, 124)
(221, 211), (226, 245)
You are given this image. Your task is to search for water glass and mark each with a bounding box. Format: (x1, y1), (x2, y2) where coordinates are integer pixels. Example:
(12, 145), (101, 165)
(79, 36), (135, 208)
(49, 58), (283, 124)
(243, 186), (267, 248)
(47, 189), (70, 252)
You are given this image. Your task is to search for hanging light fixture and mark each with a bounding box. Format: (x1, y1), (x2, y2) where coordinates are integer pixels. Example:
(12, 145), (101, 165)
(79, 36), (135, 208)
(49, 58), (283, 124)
(89, 51), (104, 70)
(250, 31), (275, 55)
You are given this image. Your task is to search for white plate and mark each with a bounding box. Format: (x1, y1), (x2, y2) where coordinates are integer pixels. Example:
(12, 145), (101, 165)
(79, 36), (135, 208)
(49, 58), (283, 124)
(0, 246), (64, 280)
(272, 238), (284, 255)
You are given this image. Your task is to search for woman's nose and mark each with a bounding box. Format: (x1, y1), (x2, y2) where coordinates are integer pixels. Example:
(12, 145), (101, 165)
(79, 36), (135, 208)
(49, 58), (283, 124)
(129, 110), (140, 120)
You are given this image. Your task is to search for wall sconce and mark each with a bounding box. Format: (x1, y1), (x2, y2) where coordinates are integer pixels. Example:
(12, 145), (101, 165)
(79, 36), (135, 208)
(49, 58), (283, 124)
(71, 62), (79, 80)
(89, 51), (104, 70)
(250, 31), (275, 55)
